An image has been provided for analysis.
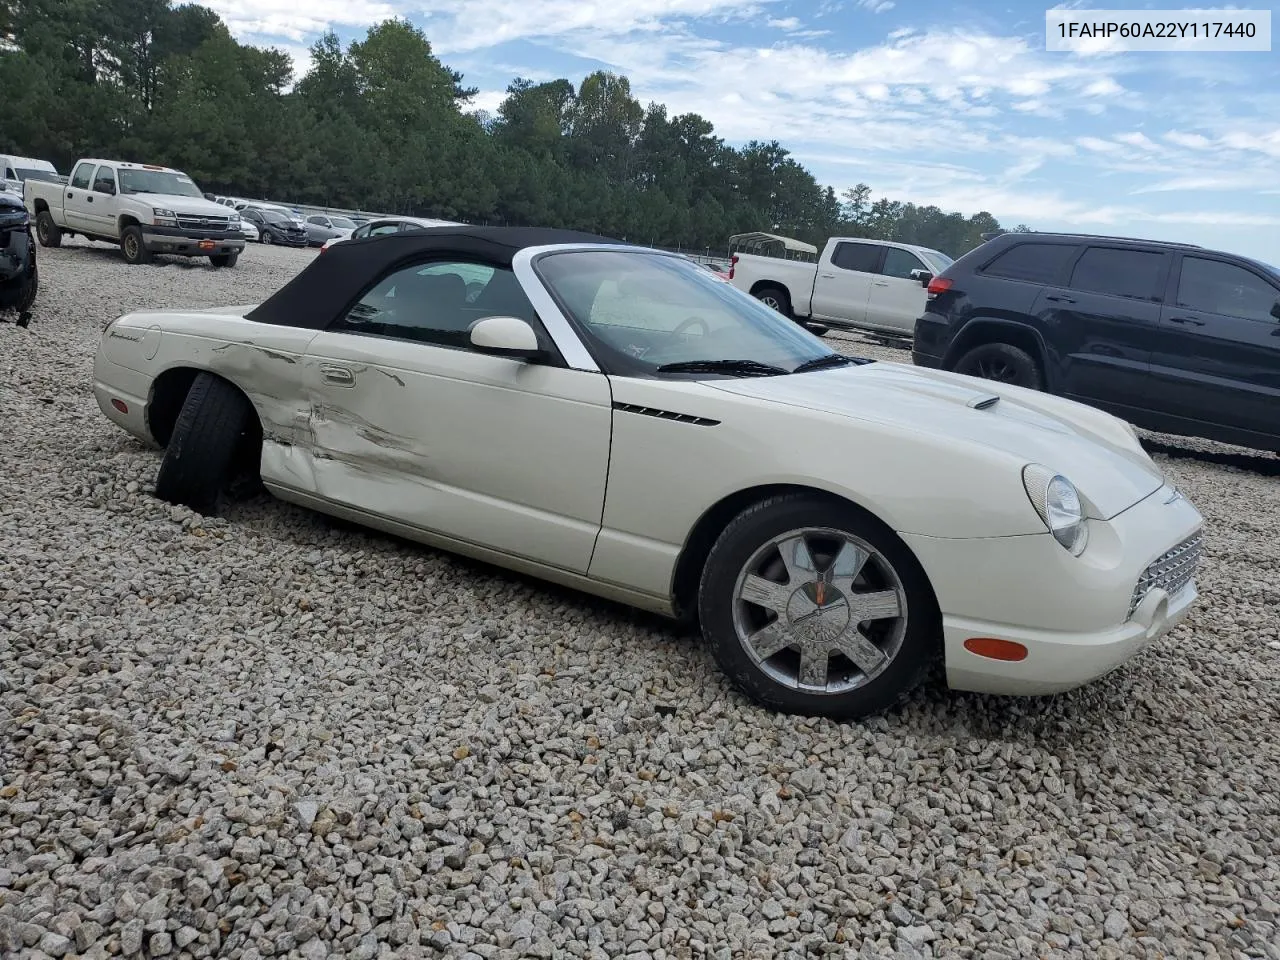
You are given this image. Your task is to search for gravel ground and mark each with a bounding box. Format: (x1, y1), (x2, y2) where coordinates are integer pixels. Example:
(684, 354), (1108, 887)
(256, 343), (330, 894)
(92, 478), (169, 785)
(3, 237), (1280, 960)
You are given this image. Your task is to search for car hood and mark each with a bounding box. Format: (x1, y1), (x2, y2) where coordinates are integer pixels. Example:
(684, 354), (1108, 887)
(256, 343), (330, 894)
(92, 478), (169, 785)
(707, 361), (1164, 520)
(126, 193), (234, 218)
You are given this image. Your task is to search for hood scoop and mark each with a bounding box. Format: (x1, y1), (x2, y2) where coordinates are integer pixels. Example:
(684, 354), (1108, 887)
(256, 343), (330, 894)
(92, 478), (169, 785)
(968, 394), (1001, 410)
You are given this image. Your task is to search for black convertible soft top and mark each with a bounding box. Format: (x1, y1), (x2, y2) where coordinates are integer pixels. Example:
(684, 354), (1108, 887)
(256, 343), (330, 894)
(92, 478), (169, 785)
(245, 225), (625, 329)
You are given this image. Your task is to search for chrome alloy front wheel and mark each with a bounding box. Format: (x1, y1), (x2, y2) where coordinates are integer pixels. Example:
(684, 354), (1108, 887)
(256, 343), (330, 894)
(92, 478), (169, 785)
(730, 527), (908, 694)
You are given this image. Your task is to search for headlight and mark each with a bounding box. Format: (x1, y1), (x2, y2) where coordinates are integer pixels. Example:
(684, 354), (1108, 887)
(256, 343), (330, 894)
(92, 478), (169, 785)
(152, 207), (178, 226)
(1022, 464), (1089, 556)
(228, 212), (240, 224)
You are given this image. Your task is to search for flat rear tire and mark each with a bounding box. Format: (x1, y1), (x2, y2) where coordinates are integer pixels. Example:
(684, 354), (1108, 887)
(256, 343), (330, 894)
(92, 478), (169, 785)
(154, 373), (257, 516)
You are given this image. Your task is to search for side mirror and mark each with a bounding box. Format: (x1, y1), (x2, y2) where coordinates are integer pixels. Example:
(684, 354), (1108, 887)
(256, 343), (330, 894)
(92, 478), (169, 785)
(910, 269), (933, 287)
(469, 315), (545, 361)
(1271, 299), (1280, 321)
(94, 181), (116, 195)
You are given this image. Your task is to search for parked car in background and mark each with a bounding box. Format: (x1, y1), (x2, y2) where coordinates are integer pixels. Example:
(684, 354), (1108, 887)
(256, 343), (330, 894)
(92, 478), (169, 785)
(237, 218), (259, 242)
(729, 233), (953, 341)
(240, 207), (308, 246)
(25, 158), (244, 267)
(0, 191), (38, 325)
(2, 154), (61, 196)
(319, 215), (462, 251)
(913, 231), (1280, 454)
(91, 226), (1204, 719)
(306, 213), (357, 241)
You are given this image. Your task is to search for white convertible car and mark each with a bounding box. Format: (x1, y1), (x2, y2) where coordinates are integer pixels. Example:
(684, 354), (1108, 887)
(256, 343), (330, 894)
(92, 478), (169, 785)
(93, 226), (1204, 718)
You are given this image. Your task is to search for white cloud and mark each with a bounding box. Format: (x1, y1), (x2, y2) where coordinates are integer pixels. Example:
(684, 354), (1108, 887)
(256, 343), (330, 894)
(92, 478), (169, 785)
(766, 16), (801, 29)
(855, 0), (896, 11)
(1164, 131), (1213, 149)
(201, 0), (399, 43)
(1083, 77), (1124, 97)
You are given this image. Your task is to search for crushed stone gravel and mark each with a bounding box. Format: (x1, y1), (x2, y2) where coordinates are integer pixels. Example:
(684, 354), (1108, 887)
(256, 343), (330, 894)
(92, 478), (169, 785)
(2, 237), (1279, 960)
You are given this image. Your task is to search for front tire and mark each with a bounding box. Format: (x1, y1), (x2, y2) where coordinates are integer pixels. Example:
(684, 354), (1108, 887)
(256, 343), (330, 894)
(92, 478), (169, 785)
(154, 373), (256, 516)
(121, 226), (150, 265)
(261, 232), (272, 245)
(36, 212), (61, 247)
(209, 253), (238, 268)
(953, 342), (1043, 390)
(697, 494), (939, 719)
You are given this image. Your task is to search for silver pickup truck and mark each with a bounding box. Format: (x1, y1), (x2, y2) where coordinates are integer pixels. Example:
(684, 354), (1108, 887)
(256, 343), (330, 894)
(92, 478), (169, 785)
(25, 158), (246, 267)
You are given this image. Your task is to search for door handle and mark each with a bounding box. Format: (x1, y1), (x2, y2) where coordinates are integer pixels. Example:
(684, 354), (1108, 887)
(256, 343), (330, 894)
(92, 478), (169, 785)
(67, 192), (73, 198)
(1045, 295), (1074, 303)
(86, 196), (93, 202)
(872, 280), (889, 287)
(1168, 316), (1206, 327)
(320, 364), (355, 385)
(820, 273), (836, 279)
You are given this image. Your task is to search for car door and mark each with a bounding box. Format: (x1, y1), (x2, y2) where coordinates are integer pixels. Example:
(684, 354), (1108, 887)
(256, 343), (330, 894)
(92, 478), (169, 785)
(809, 241), (880, 327)
(863, 247), (931, 335)
(85, 166), (119, 235)
(298, 257), (614, 574)
(62, 162), (96, 232)
(1030, 244), (1169, 411)
(1149, 253), (1280, 444)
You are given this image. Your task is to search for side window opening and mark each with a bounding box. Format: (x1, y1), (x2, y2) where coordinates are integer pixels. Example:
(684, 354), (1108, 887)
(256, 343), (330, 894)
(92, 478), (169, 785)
(981, 242), (1078, 285)
(331, 260), (543, 351)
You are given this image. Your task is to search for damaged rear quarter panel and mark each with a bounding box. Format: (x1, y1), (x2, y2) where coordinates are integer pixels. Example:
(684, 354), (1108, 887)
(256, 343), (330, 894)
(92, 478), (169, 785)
(113, 309), (323, 480)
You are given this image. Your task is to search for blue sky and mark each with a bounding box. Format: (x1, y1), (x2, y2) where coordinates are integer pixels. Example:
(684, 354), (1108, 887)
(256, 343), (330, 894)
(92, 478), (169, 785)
(206, 0), (1280, 263)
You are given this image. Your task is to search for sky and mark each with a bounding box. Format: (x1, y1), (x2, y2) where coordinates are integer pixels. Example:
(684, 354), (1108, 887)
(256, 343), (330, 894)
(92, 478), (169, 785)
(204, 0), (1280, 264)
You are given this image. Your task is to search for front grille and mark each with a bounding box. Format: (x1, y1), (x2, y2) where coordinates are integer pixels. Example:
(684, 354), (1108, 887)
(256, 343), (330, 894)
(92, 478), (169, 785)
(177, 215), (230, 230)
(1128, 531), (1203, 618)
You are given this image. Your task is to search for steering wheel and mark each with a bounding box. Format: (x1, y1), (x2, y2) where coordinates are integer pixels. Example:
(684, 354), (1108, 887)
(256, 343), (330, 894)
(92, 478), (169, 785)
(673, 315), (709, 337)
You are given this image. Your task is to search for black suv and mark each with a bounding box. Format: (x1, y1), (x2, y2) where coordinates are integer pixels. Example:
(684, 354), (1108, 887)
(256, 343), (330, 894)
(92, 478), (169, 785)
(913, 232), (1280, 454)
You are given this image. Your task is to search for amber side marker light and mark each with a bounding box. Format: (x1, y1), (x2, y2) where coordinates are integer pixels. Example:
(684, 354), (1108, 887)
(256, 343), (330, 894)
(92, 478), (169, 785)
(111, 399), (128, 414)
(963, 637), (1029, 662)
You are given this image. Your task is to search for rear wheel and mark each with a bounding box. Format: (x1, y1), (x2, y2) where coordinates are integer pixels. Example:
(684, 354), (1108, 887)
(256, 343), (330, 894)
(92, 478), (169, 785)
(36, 212), (61, 247)
(697, 493), (939, 719)
(953, 342), (1043, 390)
(121, 226), (150, 265)
(154, 373), (257, 516)
(754, 284), (792, 316)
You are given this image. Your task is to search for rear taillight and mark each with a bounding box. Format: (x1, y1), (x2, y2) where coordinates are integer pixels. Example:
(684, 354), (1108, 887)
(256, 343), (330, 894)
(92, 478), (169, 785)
(729, 254), (738, 280)
(926, 276), (953, 296)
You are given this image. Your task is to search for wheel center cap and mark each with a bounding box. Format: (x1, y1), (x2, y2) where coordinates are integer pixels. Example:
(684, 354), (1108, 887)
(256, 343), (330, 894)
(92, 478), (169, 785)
(786, 581), (849, 644)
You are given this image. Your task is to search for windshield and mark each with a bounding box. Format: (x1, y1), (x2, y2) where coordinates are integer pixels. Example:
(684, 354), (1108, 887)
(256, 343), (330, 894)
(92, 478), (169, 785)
(330, 217), (356, 229)
(536, 250), (840, 377)
(919, 249), (954, 273)
(16, 168), (60, 184)
(260, 211), (292, 225)
(118, 169), (204, 198)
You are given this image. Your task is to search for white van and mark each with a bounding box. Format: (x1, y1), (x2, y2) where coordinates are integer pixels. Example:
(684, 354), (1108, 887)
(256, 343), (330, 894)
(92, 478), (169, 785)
(2, 155), (61, 195)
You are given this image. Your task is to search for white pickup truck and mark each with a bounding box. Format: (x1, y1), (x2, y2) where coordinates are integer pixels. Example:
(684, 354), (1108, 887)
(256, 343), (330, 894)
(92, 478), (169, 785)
(729, 237), (954, 340)
(25, 158), (246, 267)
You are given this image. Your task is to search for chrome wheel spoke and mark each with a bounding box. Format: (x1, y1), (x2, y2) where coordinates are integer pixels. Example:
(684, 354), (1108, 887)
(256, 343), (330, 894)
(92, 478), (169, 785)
(848, 589), (902, 623)
(833, 626), (890, 674)
(777, 535), (818, 584)
(739, 574), (792, 616)
(747, 621), (793, 660)
(798, 644), (829, 687)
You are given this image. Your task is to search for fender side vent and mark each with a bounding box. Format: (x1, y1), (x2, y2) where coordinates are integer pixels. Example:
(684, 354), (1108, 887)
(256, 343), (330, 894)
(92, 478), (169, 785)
(613, 402), (719, 427)
(968, 395), (1000, 410)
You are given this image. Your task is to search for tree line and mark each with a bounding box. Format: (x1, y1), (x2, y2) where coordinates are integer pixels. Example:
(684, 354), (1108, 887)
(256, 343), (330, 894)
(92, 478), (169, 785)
(0, 2), (1026, 256)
